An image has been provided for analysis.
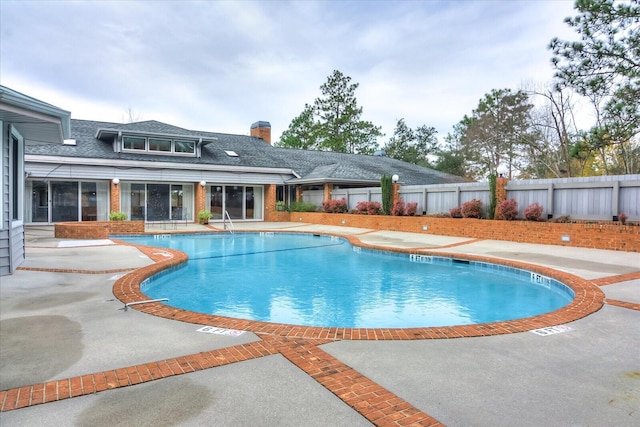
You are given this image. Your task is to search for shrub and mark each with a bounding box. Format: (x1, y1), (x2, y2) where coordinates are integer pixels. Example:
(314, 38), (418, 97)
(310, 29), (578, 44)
(355, 201), (383, 215)
(322, 198), (348, 213)
(618, 212), (628, 225)
(524, 202), (544, 221)
(488, 173), (497, 219)
(381, 174), (393, 215)
(550, 215), (571, 223)
(496, 198), (518, 220)
(450, 206), (463, 218)
(461, 199), (483, 218)
(289, 201), (317, 212)
(405, 202), (418, 216)
(429, 212), (451, 218)
(391, 199), (405, 216)
(109, 211), (127, 221)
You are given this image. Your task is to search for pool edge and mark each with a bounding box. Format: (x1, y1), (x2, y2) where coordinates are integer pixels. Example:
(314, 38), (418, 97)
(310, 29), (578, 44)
(112, 231), (606, 340)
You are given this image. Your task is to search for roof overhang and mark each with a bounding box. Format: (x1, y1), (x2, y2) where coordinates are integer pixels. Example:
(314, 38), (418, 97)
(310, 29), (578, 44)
(25, 154), (300, 177)
(0, 87), (71, 143)
(286, 177), (379, 186)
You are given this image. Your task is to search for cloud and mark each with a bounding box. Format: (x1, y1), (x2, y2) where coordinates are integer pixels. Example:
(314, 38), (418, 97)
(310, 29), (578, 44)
(0, 0), (579, 143)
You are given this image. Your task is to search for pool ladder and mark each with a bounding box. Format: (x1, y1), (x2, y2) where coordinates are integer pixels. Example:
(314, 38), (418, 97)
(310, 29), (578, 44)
(223, 210), (235, 234)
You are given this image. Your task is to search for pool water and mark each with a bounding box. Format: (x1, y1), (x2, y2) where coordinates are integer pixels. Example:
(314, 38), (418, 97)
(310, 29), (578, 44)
(119, 233), (574, 328)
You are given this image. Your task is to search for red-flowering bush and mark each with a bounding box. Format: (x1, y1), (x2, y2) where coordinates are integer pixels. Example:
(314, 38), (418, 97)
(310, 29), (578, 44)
(450, 206), (463, 218)
(322, 198), (348, 213)
(356, 201), (382, 215)
(524, 202), (544, 221)
(405, 202), (418, 216)
(496, 198), (518, 220)
(461, 199), (483, 218)
(391, 199), (406, 216)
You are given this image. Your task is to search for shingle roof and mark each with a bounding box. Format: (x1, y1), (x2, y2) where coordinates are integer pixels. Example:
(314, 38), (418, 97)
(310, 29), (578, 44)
(25, 119), (465, 185)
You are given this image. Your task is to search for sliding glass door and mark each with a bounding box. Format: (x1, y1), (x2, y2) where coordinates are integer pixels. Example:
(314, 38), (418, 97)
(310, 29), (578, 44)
(121, 182), (194, 222)
(209, 185), (263, 221)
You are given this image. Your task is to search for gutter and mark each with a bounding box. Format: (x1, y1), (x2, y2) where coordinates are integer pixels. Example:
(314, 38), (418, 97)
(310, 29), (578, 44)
(25, 154), (299, 176)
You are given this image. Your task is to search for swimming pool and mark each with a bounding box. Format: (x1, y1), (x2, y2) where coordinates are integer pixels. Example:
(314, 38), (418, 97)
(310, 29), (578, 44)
(119, 233), (574, 328)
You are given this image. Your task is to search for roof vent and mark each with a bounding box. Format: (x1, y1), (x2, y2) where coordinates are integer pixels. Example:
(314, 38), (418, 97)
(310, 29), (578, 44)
(374, 149), (386, 156)
(63, 139), (77, 146)
(225, 150), (239, 157)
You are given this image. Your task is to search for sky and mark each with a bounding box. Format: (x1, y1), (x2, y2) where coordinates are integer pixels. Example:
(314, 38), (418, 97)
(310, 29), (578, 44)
(0, 0), (581, 145)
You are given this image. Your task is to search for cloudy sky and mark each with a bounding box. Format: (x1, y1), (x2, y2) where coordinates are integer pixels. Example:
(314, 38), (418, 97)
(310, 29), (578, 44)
(1, 0), (580, 145)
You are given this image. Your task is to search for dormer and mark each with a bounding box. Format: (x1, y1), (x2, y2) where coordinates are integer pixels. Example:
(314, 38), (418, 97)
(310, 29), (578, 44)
(95, 124), (217, 158)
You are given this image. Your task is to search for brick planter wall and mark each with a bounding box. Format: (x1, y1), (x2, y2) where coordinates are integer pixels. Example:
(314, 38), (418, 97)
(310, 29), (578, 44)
(284, 212), (639, 252)
(55, 221), (145, 239)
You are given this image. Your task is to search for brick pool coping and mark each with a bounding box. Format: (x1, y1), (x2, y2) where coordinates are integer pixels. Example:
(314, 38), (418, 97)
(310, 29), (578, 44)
(111, 230), (607, 340)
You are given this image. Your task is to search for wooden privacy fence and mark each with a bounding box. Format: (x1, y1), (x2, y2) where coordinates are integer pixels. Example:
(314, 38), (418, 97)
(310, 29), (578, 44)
(316, 174), (640, 221)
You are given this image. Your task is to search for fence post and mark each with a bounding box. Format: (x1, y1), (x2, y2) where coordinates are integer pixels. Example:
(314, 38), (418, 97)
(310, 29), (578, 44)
(393, 182), (401, 205)
(423, 188), (428, 215)
(612, 180), (620, 220)
(547, 183), (554, 219)
(496, 177), (508, 204)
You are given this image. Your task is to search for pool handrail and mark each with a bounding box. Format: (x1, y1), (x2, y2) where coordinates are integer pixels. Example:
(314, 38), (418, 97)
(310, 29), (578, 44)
(223, 210), (235, 234)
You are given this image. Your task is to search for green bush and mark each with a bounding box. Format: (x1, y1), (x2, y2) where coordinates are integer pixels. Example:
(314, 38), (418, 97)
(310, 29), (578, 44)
(288, 201), (317, 212)
(109, 211), (127, 221)
(488, 174), (497, 219)
(381, 174), (393, 215)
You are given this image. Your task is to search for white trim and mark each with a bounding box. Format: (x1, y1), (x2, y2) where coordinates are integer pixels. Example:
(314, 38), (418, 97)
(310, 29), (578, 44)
(24, 154), (301, 177)
(9, 124), (24, 223)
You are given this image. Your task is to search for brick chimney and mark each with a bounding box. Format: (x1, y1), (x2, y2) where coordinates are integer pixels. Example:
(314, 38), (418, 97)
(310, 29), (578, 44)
(250, 121), (271, 144)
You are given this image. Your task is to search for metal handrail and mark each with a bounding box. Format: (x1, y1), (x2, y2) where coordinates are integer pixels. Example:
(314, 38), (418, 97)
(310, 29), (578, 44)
(123, 298), (168, 312)
(223, 210), (235, 234)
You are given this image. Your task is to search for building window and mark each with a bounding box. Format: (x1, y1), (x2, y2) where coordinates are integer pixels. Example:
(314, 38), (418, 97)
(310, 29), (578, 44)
(174, 140), (195, 153)
(123, 136), (145, 150)
(148, 138), (171, 152)
(26, 180), (109, 223)
(122, 135), (196, 155)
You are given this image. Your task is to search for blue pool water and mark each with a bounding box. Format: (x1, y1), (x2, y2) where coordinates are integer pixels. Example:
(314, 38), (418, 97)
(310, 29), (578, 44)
(118, 233), (574, 328)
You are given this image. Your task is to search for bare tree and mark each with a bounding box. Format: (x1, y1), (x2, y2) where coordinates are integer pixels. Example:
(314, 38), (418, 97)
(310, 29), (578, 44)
(122, 106), (143, 123)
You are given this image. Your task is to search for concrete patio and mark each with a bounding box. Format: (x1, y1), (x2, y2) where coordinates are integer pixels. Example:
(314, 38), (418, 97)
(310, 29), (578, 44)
(0, 224), (638, 426)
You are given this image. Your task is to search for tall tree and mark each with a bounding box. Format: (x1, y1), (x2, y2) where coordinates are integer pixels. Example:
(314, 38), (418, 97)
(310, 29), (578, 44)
(459, 89), (536, 179)
(382, 119), (438, 166)
(277, 70), (382, 154)
(434, 121), (472, 179)
(549, 0), (640, 174)
(276, 104), (318, 150)
(524, 85), (583, 177)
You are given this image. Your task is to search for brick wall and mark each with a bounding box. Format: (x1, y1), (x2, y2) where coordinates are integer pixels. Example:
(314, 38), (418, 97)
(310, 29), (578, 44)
(55, 221), (145, 239)
(284, 212), (639, 252)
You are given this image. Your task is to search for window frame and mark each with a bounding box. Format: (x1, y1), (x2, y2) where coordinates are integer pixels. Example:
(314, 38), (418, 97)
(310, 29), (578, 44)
(121, 134), (197, 156)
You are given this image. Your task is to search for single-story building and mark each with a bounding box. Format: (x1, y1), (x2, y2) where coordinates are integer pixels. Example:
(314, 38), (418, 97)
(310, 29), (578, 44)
(22, 116), (463, 227)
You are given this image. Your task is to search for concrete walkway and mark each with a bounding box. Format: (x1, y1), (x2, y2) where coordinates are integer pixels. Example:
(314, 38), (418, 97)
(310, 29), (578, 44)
(0, 224), (638, 426)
